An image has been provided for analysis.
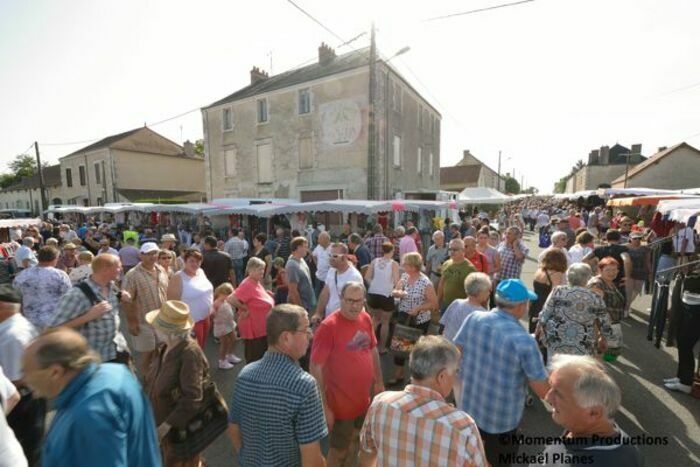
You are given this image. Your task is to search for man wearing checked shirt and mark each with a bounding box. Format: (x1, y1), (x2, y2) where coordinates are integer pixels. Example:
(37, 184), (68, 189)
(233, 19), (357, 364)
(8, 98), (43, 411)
(453, 279), (549, 467)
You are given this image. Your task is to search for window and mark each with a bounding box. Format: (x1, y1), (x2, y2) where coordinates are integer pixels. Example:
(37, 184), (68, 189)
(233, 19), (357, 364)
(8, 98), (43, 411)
(34, 200), (39, 214)
(223, 107), (233, 131)
(393, 135), (401, 167)
(257, 143), (273, 183)
(418, 105), (423, 130)
(96, 197), (103, 206)
(224, 147), (237, 176)
(429, 152), (434, 176)
(417, 147), (422, 173)
(78, 166), (86, 186)
(298, 88), (311, 115)
(66, 168), (73, 187)
(392, 82), (402, 112)
(257, 98), (268, 123)
(94, 162), (101, 184)
(299, 136), (313, 169)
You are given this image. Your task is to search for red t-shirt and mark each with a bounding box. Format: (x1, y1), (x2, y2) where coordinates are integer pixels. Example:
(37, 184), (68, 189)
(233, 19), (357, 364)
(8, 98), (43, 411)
(234, 277), (274, 339)
(466, 251), (489, 275)
(311, 310), (377, 420)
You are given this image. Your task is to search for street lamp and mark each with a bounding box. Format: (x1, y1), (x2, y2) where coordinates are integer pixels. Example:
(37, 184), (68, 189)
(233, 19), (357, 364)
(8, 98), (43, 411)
(497, 151), (512, 192)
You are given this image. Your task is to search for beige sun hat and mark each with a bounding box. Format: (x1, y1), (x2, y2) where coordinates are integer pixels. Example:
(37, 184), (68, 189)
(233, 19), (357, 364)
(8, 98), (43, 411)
(145, 300), (193, 333)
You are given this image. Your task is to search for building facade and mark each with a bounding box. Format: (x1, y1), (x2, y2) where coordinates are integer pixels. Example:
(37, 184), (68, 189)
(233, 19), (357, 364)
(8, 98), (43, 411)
(0, 165), (63, 216)
(611, 142), (700, 189)
(202, 43), (441, 202)
(59, 127), (205, 205)
(564, 143), (644, 192)
(440, 150), (503, 193)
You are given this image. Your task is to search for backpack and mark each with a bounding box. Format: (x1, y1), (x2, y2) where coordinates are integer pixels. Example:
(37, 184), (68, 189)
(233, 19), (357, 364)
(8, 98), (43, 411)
(539, 229), (552, 248)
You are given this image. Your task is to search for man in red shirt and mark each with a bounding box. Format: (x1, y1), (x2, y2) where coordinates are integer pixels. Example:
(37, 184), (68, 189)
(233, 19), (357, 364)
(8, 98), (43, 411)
(463, 236), (489, 275)
(310, 281), (384, 466)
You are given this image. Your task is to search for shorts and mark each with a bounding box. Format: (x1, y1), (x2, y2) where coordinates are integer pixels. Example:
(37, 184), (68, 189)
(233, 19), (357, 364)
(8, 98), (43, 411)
(130, 322), (158, 353)
(366, 293), (394, 312)
(329, 414), (366, 450)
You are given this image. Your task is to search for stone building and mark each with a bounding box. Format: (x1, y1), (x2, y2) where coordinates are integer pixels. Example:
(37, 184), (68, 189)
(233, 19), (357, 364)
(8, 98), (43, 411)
(611, 142), (700, 189)
(201, 43), (441, 203)
(59, 127), (205, 205)
(440, 149), (503, 193)
(564, 143), (645, 193)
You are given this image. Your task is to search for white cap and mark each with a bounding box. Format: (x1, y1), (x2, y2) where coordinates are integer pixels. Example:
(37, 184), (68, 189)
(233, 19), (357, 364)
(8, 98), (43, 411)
(140, 242), (160, 254)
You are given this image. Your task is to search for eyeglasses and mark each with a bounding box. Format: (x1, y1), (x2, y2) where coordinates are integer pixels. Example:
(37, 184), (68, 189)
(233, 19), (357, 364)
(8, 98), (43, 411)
(331, 254), (344, 259)
(292, 328), (313, 336)
(448, 248), (463, 252)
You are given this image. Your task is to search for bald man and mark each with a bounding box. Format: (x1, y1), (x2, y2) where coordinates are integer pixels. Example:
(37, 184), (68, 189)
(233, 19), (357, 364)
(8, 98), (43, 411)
(50, 254), (130, 364)
(22, 328), (160, 467)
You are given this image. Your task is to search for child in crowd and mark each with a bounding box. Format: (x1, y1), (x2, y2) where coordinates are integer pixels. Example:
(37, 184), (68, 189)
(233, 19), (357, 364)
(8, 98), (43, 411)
(213, 283), (241, 369)
(272, 257), (288, 304)
(69, 251), (94, 285)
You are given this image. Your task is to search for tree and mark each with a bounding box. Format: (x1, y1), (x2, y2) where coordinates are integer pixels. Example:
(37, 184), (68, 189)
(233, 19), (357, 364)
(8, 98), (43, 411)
(554, 175), (570, 193)
(194, 139), (205, 156)
(8, 153), (38, 179)
(504, 176), (520, 194)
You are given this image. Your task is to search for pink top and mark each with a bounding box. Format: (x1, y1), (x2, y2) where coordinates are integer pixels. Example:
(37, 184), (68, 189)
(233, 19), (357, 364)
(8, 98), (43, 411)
(399, 235), (418, 260)
(234, 277), (275, 339)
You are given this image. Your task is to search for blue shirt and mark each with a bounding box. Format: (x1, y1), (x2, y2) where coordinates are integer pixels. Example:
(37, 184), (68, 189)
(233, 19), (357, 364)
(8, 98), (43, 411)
(454, 309), (547, 434)
(230, 351), (327, 467)
(42, 363), (161, 467)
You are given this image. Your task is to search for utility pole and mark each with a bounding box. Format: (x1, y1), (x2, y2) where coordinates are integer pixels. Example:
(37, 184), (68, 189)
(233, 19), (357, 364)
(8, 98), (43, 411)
(34, 142), (48, 217)
(497, 150), (502, 192)
(367, 22), (377, 199)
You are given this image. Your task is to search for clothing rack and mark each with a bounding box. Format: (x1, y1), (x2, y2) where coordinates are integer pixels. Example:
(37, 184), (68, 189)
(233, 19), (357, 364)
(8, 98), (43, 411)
(648, 259), (700, 348)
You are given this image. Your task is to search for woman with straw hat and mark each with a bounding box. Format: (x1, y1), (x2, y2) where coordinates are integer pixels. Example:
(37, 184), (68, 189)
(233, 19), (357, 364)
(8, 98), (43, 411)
(145, 300), (210, 467)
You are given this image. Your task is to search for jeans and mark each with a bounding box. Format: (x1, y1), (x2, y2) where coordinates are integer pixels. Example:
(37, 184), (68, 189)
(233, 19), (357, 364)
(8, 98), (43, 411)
(233, 258), (246, 285)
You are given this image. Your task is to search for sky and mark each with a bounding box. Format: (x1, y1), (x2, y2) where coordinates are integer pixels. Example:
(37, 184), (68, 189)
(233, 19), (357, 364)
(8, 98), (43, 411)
(1, 0), (699, 194)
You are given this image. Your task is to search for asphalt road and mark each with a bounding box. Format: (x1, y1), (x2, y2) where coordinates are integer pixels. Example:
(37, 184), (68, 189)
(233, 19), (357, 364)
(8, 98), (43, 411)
(200, 229), (700, 466)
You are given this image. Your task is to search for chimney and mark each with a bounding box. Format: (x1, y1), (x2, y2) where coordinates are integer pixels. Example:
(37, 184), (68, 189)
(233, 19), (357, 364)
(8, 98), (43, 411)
(630, 143), (642, 162)
(599, 145), (610, 165)
(183, 140), (195, 157)
(250, 66), (269, 85)
(658, 146), (668, 153)
(588, 149), (600, 165)
(318, 42), (336, 65)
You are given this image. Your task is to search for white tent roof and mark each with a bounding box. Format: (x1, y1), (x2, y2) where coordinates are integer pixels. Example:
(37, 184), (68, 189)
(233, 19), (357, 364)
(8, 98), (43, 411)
(597, 187), (677, 198)
(457, 187), (511, 205)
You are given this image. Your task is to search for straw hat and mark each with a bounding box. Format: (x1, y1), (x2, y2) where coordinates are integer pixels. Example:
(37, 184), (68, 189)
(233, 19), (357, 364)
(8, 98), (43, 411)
(145, 300), (193, 333)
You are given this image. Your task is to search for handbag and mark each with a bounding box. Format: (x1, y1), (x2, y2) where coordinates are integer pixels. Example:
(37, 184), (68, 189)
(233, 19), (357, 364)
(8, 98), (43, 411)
(389, 313), (423, 357)
(166, 366), (229, 459)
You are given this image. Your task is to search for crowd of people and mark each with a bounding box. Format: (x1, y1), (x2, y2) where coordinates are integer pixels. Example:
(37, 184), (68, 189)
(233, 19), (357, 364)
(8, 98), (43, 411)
(3, 201), (694, 466)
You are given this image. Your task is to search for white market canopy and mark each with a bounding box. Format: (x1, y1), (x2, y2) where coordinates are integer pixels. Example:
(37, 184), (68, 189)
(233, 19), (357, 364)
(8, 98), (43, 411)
(657, 198), (700, 223)
(597, 187), (677, 198)
(457, 187), (511, 205)
(0, 218), (43, 229)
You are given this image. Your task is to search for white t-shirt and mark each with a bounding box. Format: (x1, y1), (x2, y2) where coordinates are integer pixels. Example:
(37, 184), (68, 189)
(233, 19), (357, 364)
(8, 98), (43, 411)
(673, 227), (696, 254)
(0, 367), (28, 467)
(14, 246), (37, 269)
(324, 266), (363, 316)
(0, 314), (38, 381)
(312, 245), (331, 282)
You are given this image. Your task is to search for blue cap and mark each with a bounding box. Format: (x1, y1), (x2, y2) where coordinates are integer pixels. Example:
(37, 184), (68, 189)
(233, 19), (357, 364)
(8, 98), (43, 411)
(496, 279), (538, 302)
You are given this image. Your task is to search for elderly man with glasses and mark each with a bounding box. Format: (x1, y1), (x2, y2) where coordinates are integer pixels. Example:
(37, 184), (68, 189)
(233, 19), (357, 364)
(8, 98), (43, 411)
(310, 282), (383, 466)
(311, 243), (363, 325)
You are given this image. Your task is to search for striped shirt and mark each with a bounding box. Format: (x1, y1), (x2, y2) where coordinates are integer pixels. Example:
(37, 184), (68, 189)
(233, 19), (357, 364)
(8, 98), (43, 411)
(365, 235), (389, 261)
(122, 263), (168, 321)
(229, 351), (327, 467)
(360, 384), (486, 467)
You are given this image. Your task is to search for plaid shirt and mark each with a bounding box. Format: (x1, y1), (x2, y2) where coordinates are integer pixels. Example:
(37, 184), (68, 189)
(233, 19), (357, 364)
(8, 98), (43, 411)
(365, 235), (389, 261)
(122, 263), (168, 321)
(360, 384), (486, 466)
(51, 278), (127, 361)
(230, 351), (327, 466)
(454, 310), (548, 433)
(496, 240), (528, 280)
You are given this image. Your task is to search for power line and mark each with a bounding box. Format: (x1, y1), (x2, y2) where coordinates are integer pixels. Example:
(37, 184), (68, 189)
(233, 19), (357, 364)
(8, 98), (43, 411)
(285, 0), (347, 43)
(147, 107), (201, 127)
(39, 138), (100, 147)
(424, 0), (536, 22)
